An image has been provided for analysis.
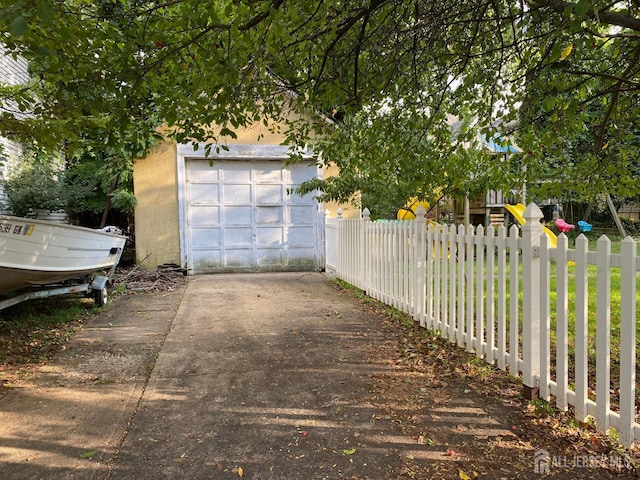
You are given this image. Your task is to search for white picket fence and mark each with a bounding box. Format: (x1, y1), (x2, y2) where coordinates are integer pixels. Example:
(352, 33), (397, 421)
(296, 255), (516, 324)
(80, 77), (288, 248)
(325, 204), (640, 447)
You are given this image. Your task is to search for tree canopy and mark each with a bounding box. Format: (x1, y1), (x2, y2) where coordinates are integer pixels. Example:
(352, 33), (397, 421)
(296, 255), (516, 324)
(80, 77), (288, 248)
(2, 0), (640, 210)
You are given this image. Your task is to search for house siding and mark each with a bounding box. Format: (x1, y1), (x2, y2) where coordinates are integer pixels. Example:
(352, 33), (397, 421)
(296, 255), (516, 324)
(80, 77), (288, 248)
(0, 43), (30, 210)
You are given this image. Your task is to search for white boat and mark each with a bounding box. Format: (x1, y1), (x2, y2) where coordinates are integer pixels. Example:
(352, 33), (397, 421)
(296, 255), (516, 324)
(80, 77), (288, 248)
(0, 215), (127, 295)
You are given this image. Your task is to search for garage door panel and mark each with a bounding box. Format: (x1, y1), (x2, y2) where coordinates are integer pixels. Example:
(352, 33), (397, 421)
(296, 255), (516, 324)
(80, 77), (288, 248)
(254, 165), (283, 182)
(257, 249), (283, 266)
(222, 163), (251, 182)
(190, 228), (221, 247)
(291, 164), (317, 183)
(191, 250), (222, 270)
(223, 184), (252, 204)
(287, 226), (316, 246)
(255, 227), (283, 246)
(224, 249), (254, 268)
(187, 162), (220, 182)
(223, 206), (252, 225)
(288, 247), (317, 261)
(289, 190), (315, 205)
(255, 184), (283, 204)
(256, 206), (283, 225)
(190, 205), (221, 226)
(224, 227), (253, 247)
(189, 184), (220, 204)
(289, 205), (315, 224)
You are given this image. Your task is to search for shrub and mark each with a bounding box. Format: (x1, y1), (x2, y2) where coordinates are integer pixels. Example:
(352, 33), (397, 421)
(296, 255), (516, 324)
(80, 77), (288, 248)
(1, 149), (65, 217)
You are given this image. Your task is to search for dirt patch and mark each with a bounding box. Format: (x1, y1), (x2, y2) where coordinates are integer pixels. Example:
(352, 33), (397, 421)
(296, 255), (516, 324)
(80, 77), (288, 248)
(0, 297), (90, 395)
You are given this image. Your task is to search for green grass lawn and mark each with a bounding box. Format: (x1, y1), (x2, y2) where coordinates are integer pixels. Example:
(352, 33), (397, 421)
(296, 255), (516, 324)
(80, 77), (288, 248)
(423, 230), (639, 404)
(490, 232), (639, 405)
(546, 233), (638, 342)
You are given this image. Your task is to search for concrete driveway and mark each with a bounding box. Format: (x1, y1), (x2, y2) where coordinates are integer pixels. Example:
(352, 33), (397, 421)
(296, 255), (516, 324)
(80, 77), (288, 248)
(5, 272), (628, 479)
(110, 272), (408, 479)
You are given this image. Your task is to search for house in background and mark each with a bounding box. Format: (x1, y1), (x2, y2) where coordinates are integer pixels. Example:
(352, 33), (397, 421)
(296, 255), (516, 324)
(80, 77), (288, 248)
(134, 120), (355, 274)
(0, 43), (29, 211)
(454, 133), (523, 227)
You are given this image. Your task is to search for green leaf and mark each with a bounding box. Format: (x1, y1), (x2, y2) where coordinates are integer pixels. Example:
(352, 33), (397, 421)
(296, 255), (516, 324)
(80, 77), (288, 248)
(342, 448), (356, 455)
(219, 127), (238, 138)
(575, 0), (590, 17)
(10, 15), (28, 37)
(570, 18), (583, 32)
(80, 450), (98, 458)
(37, 0), (54, 22)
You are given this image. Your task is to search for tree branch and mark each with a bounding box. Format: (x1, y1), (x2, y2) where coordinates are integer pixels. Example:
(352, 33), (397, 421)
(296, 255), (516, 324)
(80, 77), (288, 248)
(529, 0), (640, 32)
(594, 41), (640, 151)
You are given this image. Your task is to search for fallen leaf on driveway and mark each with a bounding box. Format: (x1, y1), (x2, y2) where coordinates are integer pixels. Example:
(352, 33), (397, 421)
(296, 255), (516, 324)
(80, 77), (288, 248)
(417, 436), (435, 446)
(80, 450), (98, 459)
(342, 448), (357, 455)
(232, 466), (244, 477)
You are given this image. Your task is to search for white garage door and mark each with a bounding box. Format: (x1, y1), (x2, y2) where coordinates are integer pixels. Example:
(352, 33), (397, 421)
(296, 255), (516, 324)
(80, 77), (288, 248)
(185, 159), (322, 273)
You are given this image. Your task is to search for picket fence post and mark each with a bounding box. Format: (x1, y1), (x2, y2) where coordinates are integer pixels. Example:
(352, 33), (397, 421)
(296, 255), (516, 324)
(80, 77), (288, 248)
(413, 206), (427, 326)
(619, 236), (637, 446)
(521, 203), (543, 400)
(336, 208), (343, 278)
(361, 208), (371, 291)
(324, 209), (330, 272)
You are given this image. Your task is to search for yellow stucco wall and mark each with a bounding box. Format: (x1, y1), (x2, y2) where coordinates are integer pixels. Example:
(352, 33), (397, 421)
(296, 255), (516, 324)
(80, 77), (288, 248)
(134, 121), (357, 267)
(221, 121), (289, 145)
(133, 141), (180, 267)
(324, 199), (360, 220)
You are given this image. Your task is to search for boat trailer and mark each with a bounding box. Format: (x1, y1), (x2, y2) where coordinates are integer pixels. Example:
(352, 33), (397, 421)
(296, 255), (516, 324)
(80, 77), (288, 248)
(0, 247), (123, 312)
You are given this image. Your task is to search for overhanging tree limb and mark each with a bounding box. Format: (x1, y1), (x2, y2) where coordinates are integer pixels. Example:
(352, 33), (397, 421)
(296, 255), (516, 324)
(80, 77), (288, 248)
(529, 0), (640, 31)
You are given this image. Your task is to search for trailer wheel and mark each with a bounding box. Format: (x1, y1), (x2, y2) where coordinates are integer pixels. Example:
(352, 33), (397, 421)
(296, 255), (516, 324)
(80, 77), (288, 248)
(94, 286), (108, 307)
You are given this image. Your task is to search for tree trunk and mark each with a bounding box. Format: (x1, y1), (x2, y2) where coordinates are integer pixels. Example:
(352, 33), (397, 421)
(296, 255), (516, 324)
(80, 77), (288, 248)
(606, 193), (627, 238)
(100, 177), (118, 229)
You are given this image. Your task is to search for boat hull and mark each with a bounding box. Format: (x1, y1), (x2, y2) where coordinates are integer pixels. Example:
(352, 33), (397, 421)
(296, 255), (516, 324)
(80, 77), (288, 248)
(0, 215), (126, 295)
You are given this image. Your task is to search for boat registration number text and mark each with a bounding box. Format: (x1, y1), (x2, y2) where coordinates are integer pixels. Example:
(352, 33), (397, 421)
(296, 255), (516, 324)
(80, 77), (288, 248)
(0, 223), (35, 235)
